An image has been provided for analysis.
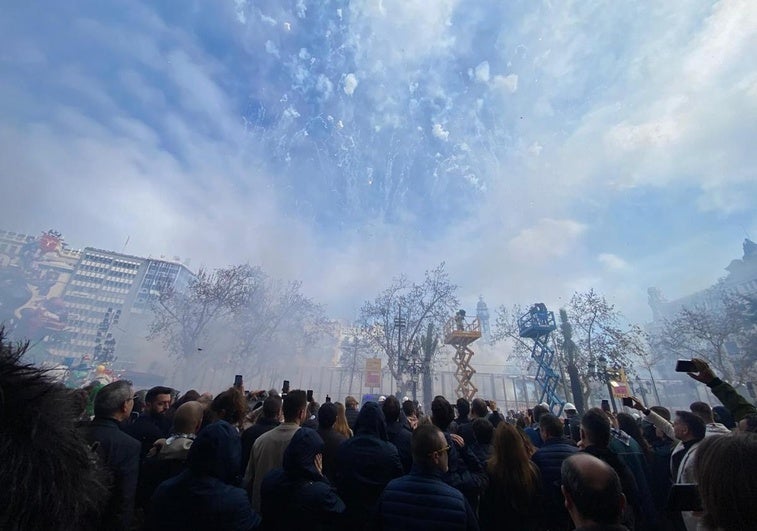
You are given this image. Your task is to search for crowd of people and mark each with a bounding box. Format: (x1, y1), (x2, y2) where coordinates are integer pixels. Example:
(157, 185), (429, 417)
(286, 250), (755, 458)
(1, 330), (756, 531)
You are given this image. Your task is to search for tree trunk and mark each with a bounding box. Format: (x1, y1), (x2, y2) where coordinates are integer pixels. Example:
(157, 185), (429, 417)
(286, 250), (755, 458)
(566, 363), (585, 414)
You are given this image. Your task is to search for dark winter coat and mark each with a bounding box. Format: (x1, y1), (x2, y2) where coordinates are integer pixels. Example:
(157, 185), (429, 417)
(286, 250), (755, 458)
(317, 426), (348, 483)
(610, 429), (658, 530)
(335, 402), (403, 529)
(145, 421), (261, 531)
(386, 419), (413, 473)
(379, 464), (479, 531)
(261, 428), (345, 531)
(442, 431), (488, 510)
(125, 412), (170, 458)
(345, 406), (360, 430)
(78, 417), (140, 531)
(531, 436), (578, 530)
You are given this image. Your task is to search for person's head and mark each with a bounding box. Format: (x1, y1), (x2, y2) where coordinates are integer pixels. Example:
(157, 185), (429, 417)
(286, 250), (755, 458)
(172, 401), (204, 435)
(617, 412), (652, 457)
(317, 402), (338, 429)
(354, 401), (388, 439)
(186, 420), (241, 484)
(580, 408), (611, 448)
(561, 453), (626, 527)
(431, 395), (455, 432)
(539, 413), (565, 441)
(673, 410), (706, 442)
(532, 404), (549, 423)
(282, 389), (308, 424)
(412, 423), (450, 473)
(738, 413), (757, 433)
(470, 397), (488, 419)
(210, 387), (247, 426)
(0, 331), (108, 529)
(712, 406), (735, 430)
(402, 399), (417, 417)
(283, 427), (325, 480)
(689, 401), (715, 424)
(456, 398), (470, 419)
(345, 395), (358, 410)
(94, 380), (134, 421)
(488, 422), (539, 499)
(472, 418), (494, 445)
(174, 389), (200, 409)
(132, 389), (147, 415)
(695, 432), (757, 531)
(145, 386), (173, 416)
(261, 394), (283, 421)
(564, 402), (577, 417)
(382, 395), (401, 424)
(307, 400), (319, 417)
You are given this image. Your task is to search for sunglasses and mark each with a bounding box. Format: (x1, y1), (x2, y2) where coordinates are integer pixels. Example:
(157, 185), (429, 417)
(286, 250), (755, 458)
(429, 445), (451, 456)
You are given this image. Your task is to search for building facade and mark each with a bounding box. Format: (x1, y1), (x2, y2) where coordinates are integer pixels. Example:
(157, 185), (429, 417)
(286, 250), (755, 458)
(50, 248), (194, 363)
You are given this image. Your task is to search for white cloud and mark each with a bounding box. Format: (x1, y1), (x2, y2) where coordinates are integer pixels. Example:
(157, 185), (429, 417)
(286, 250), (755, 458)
(343, 73), (358, 95)
(598, 253), (629, 271)
(507, 219), (587, 262)
(491, 74), (518, 93)
(432, 123), (450, 141)
(264, 40), (279, 57)
(474, 61), (490, 83)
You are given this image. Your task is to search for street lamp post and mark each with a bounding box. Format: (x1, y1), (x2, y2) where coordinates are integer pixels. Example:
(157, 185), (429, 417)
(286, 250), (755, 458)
(394, 306), (406, 393)
(588, 355), (618, 413)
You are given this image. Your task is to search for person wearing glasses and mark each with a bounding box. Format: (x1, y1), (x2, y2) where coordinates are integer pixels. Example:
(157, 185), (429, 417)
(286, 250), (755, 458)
(378, 424), (479, 531)
(78, 379), (141, 530)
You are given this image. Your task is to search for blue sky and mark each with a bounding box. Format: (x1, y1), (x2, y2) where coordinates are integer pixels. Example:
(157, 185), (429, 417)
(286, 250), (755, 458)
(2, 0), (755, 325)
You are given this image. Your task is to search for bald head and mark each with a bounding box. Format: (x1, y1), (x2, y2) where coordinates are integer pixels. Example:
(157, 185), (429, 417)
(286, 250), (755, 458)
(561, 453), (625, 526)
(172, 401), (204, 435)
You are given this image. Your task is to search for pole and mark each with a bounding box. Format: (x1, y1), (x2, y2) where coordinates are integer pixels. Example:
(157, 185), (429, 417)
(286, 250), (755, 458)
(647, 365), (662, 405)
(605, 379), (618, 413)
(349, 337), (358, 395)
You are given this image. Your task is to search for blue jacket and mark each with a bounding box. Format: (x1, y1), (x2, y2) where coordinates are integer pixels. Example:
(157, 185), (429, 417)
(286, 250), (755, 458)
(531, 437), (578, 530)
(335, 402), (403, 527)
(261, 428), (345, 531)
(146, 421), (261, 531)
(379, 464), (479, 531)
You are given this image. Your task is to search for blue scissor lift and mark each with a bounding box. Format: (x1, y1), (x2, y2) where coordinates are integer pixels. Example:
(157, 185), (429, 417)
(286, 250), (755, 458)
(518, 303), (566, 416)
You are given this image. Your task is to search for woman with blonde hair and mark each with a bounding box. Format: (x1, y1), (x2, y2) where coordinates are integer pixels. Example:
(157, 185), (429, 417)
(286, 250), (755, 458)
(333, 401), (353, 438)
(479, 422), (541, 530)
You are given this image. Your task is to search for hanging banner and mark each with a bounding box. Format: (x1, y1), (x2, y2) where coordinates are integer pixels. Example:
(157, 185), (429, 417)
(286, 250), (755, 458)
(364, 358), (381, 388)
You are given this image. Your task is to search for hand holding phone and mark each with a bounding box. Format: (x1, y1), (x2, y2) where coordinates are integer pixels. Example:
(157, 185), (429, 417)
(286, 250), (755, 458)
(675, 359), (697, 373)
(234, 375), (243, 389)
(282, 380), (290, 395)
(601, 399), (611, 413)
(684, 358), (716, 384)
(621, 396), (634, 407)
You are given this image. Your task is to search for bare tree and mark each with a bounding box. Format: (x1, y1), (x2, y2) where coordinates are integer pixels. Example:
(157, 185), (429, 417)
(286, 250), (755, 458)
(359, 263), (458, 395)
(149, 265), (259, 363)
(655, 292), (757, 386)
(338, 326), (378, 397)
(231, 278), (331, 371)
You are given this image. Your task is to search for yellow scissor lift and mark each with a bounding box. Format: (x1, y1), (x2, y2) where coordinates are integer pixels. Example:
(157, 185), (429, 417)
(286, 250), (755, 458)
(444, 313), (482, 400)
